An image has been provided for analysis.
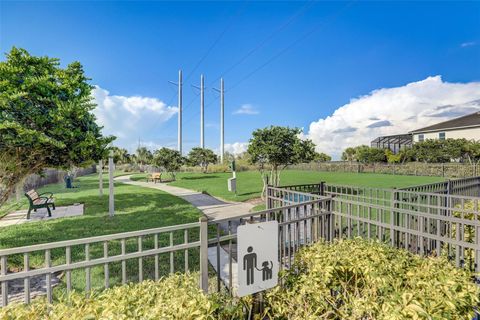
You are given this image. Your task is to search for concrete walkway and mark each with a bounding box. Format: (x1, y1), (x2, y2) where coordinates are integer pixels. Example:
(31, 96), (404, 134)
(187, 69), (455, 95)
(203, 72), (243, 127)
(114, 175), (251, 291)
(114, 175), (254, 221)
(0, 204), (84, 228)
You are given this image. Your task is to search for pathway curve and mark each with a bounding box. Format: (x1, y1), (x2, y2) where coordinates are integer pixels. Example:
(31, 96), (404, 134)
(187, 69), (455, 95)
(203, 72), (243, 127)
(115, 174), (250, 292)
(114, 175), (254, 221)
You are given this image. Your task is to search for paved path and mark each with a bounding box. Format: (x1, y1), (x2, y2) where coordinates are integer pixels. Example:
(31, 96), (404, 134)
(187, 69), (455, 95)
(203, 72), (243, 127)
(115, 175), (250, 291)
(0, 204), (84, 228)
(114, 175), (254, 221)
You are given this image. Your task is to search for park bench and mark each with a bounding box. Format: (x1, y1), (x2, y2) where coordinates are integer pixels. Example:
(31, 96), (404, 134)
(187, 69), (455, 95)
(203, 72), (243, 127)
(25, 189), (56, 219)
(147, 172), (162, 183)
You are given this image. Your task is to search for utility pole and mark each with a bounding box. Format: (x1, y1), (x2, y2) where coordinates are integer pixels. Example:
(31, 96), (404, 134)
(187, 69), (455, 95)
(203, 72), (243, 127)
(200, 74), (205, 148)
(193, 74), (205, 148)
(220, 78), (224, 163)
(178, 70), (183, 154)
(170, 70), (183, 154)
(213, 78), (225, 163)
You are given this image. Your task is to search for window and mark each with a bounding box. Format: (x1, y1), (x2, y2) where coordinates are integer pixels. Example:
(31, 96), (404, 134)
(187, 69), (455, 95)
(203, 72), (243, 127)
(439, 132), (446, 140)
(418, 134), (424, 142)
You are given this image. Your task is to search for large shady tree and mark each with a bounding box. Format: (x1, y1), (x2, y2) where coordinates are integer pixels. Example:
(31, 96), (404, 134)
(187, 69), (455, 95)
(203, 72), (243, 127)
(0, 47), (114, 205)
(247, 126), (316, 197)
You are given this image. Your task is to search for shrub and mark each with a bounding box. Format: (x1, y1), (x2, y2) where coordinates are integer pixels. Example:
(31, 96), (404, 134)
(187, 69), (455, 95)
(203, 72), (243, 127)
(265, 238), (479, 320)
(0, 273), (248, 320)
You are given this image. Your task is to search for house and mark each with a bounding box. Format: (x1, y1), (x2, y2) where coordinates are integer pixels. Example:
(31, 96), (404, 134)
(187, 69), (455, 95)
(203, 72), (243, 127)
(410, 111), (480, 143)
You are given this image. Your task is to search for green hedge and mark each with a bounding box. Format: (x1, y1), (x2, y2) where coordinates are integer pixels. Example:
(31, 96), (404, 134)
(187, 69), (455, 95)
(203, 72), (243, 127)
(265, 238), (479, 319)
(0, 273), (249, 320)
(2, 240), (478, 319)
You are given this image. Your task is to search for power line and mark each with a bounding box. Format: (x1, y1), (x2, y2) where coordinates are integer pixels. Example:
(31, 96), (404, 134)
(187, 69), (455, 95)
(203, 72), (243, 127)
(184, 0), (249, 83)
(208, 0), (316, 87)
(227, 1), (356, 93)
(146, 1), (249, 141)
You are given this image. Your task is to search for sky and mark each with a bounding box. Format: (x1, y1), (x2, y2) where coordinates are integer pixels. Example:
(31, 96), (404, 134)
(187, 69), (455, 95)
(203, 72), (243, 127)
(1, 1), (479, 159)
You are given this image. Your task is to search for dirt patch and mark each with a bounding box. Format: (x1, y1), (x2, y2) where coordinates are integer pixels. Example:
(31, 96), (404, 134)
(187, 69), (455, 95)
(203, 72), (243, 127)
(245, 197), (263, 205)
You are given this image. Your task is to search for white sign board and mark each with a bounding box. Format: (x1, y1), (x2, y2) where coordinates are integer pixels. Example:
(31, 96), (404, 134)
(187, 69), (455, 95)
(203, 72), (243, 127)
(237, 221), (279, 297)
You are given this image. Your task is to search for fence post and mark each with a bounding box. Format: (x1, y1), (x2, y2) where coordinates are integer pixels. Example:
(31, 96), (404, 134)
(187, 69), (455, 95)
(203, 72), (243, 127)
(320, 182), (325, 196)
(199, 216), (209, 294)
(265, 185), (271, 210)
(390, 188), (397, 247)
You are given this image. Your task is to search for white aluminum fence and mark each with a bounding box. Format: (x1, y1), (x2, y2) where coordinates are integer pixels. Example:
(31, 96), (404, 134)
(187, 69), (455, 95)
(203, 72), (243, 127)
(0, 194), (331, 307)
(2, 184), (479, 308)
(206, 195), (333, 293)
(0, 221), (206, 306)
(279, 183), (480, 276)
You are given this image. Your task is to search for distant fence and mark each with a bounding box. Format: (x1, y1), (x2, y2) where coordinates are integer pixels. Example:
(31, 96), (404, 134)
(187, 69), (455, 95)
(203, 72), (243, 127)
(292, 162), (480, 178)
(11, 166), (96, 200)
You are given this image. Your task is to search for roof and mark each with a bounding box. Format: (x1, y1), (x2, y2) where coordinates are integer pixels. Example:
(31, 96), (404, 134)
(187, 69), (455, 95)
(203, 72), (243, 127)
(371, 133), (412, 143)
(410, 112), (480, 134)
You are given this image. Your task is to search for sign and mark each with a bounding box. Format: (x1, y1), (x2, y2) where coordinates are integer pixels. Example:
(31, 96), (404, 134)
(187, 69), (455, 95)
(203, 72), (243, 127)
(237, 221), (278, 297)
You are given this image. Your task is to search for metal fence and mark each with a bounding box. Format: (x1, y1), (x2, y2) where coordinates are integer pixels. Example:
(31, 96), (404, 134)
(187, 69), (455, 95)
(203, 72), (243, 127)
(0, 193), (332, 306)
(1, 182), (479, 308)
(0, 222), (203, 306)
(279, 182), (480, 276)
(292, 161), (480, 178)
(400, 176), (480, 197)
(205, 193), (332, 294)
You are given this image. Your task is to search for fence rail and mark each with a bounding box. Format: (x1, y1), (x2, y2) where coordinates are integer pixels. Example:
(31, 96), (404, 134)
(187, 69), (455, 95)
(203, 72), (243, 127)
(292, 161), (480, 178)
(0, 222), (202, 306)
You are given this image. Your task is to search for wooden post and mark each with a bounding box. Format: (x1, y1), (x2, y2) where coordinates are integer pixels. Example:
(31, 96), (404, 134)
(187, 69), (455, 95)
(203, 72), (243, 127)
(199, 216), (209, 293)
(99, 160), (103, 196)
(108, 157), (114, 217)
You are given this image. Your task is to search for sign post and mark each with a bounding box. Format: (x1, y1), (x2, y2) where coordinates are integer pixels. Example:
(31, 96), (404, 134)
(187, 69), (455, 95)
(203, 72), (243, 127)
(237, 221), (278, 297)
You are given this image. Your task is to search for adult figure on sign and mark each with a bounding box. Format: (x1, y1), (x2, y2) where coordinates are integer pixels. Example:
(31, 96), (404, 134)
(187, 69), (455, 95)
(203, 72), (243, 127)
(243, 246), (257, 285)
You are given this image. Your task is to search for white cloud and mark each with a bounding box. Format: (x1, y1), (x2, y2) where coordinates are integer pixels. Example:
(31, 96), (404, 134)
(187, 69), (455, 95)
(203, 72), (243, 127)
(92, 86), (178, 152)
(461, 41), (476, 48)
(305, 76), (480, 160)
(233, 104), (259, 115)
(224, 142), (249, 155)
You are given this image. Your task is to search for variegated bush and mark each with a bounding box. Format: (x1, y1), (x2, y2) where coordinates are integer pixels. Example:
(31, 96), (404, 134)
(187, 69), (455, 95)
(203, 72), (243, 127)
(0, 273), (248, 320)
(265, 238), (479, 320)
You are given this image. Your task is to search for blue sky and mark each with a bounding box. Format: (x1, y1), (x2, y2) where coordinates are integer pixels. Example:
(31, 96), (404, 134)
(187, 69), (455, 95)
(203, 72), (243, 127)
(1, 1), (480, 157)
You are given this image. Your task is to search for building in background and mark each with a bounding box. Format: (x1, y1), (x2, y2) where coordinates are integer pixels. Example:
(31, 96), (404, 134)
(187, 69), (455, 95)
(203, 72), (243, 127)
(370, 134), (412, 154)
(410, 112), (480, 143)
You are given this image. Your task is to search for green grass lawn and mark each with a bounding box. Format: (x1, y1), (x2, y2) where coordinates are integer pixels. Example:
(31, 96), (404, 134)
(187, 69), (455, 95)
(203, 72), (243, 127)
(132, 170), (445, 202)
(0, 172), (203, 293)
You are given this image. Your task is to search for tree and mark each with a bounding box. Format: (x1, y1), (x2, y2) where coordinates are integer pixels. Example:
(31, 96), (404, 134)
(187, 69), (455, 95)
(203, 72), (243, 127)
(385, 149), (402, 164)
(247, 126), (315, 196)
(313, 152), (332, 163)
(412, 140), (451, 163)
(0, 47), (114, 206)
(110, 146), (130, 164)
(187, 148), (217, 173)
(153, 148), (184, 180)
(342, 147), (357, 163)
(354, 145), (386, 163)
(135, 147), (153, 165)
(463, 140), (480, 164)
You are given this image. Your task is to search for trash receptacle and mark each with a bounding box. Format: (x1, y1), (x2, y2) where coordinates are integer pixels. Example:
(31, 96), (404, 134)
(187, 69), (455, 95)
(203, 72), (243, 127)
(64, 175), (73, 189)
